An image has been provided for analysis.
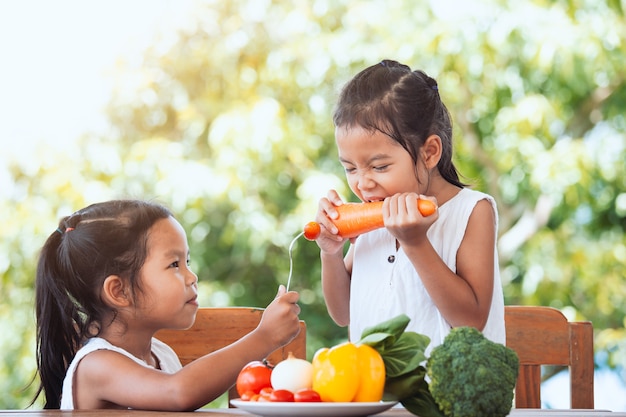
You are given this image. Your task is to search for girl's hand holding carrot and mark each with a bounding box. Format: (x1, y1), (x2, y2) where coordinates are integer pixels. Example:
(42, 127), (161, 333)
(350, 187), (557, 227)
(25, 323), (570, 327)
(310, 190), (351, 254)
(382, 193), (438, 247)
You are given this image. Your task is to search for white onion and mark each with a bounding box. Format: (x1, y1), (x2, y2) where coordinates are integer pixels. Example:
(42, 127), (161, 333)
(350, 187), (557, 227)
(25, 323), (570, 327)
(270, 352), (313, 392)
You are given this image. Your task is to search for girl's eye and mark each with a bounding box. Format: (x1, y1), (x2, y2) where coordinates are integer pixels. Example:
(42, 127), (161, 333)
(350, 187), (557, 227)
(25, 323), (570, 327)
(344, 167), (356, 174)
(374, 165), (390, 172)
(170, 261), (180, 268)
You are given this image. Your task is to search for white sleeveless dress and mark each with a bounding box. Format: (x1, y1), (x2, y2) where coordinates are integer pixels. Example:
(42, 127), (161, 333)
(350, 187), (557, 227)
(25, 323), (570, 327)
(60, 337), (182, 409)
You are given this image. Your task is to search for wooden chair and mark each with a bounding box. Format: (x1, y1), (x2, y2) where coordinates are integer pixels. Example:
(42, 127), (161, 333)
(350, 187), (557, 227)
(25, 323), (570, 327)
(504, 305), (594, 409)
(155, 307), (307, 404)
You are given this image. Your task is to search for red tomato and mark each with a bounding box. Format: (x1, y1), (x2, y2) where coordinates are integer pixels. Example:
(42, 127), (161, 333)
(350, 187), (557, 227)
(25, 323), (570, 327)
(236, 361), (273, 397)
(303, 221), (321, 241)
(294, 388), (322, 402)
(270, 389), (295, 402)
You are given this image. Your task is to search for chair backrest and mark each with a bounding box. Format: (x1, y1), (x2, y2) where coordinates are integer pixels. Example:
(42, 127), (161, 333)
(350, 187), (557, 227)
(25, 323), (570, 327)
(155, 307), (307, 403)
(504, 305), (594, 409)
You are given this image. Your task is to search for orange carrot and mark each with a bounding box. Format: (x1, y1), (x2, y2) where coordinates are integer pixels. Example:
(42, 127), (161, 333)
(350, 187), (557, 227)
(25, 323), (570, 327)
(304, 198), (437, 240)
(331, 201), (385, 238)
(417, 199), (437, 217)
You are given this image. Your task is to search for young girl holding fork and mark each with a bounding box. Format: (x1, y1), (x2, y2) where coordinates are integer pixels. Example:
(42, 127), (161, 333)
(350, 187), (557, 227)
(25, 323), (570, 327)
(34, 199), (301, 410)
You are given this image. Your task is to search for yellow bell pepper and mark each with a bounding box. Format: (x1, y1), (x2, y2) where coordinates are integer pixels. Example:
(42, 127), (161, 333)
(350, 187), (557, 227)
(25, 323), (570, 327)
(312, 342), (359, 402)
(312, 342), (385, 402)
(353, 344), (386, 402)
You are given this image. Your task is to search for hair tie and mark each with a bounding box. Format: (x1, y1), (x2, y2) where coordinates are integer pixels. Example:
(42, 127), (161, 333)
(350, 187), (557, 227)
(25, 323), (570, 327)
(66, 227), (75, 232)
(55, 228), (63, 235)
(431, 85), (438, 91)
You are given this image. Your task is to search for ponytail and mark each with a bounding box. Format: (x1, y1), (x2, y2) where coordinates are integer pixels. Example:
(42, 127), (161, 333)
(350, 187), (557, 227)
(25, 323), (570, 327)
(35, 231), (82, 408)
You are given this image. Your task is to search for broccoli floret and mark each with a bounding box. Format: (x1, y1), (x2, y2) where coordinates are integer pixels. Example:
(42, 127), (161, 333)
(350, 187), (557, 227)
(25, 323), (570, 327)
(426, 327), (519, 417)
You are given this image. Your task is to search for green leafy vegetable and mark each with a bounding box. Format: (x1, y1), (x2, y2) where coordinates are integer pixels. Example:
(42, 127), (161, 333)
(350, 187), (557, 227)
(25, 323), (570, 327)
(360, 313), (411, 338)
(382, 365), (427, 401)
(382, 332), (429, 375)
(357, 314), (443, 417)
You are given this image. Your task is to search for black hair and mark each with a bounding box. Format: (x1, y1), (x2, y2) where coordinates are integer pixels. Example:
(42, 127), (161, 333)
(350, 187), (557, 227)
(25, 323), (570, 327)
(333, 59), (465, 187)
(33, 199), (172, 408)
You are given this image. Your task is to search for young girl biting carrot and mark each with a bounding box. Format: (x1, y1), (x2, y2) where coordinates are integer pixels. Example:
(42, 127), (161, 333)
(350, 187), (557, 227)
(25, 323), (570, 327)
(34, 199), (301, 410)
(313, 60), (505, 351)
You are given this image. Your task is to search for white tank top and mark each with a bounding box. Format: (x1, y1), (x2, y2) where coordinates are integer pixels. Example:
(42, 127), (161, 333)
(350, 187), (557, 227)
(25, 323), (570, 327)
(60, 337), (182, 409)
(349, 188), (506, 353)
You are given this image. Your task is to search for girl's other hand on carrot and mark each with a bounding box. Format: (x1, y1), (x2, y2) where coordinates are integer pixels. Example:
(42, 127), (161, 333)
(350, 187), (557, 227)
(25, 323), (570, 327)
(383, 193), (438, 245)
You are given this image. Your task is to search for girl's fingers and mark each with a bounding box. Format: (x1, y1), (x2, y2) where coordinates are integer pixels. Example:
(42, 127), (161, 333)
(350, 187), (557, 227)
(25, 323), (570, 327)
(275, 284), (286, 298)
(318, 197), (340, 225)
(326, 189), (343, 203)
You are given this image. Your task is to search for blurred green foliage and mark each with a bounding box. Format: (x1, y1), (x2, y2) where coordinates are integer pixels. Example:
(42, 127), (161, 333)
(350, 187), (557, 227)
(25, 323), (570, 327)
(1, 0), (625, 409)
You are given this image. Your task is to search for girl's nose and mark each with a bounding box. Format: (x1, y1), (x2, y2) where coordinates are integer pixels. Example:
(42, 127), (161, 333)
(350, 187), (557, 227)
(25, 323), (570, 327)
(356, 173), (375, 191)
(187, 269), (198, 286)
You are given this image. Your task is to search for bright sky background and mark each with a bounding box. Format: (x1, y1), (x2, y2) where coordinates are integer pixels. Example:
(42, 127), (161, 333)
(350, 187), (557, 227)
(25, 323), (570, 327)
(0, 0), (624, 411)
(0, 0), (196, 158)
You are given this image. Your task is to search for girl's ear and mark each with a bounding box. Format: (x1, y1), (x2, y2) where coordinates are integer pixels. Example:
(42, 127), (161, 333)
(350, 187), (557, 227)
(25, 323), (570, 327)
(421, 134), (443, 170)
(102, 275), (132, 308)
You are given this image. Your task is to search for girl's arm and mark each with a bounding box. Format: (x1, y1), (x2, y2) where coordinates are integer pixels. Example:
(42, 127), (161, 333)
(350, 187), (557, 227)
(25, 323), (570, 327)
(315, 190), (353, 327)
(391, 196), (495, 330)
(74, 290), (301, 411)
(321, 246), (353, 326)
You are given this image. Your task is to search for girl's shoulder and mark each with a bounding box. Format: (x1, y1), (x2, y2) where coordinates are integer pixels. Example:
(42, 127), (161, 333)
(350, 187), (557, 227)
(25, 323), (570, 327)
(78, 337), (117, 353)
(74, 337), (181, 371)
(440, 188), (496, 217)
(436, 188), (498, 230)
(445, 187), (495, 207)
(71, 337), (134, 367)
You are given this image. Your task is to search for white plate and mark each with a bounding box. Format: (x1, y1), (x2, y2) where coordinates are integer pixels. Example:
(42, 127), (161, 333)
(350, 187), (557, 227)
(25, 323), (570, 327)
(230, 399), (398, 417)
